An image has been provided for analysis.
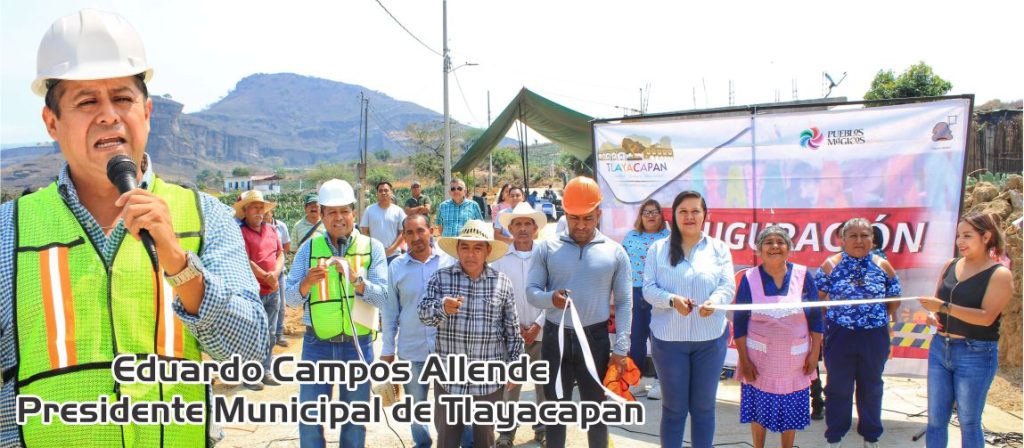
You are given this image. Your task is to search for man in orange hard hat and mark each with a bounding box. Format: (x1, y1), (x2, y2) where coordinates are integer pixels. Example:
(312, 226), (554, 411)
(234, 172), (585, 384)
(527, 176), (633, 448)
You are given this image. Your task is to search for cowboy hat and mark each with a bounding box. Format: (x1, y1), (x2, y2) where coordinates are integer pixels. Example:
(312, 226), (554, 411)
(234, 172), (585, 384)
(233, 190), (277, 219)
(438, 220), (508, 263)
(498, 202), (547, 234)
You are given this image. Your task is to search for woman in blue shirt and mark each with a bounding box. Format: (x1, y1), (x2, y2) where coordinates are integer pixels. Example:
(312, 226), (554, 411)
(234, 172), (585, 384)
(643, 191), (735, 448)
(621, 199), (670, 398)
(817, 218), (901, 448)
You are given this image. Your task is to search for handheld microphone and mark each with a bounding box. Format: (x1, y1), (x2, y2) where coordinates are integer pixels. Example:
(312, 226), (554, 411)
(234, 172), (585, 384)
(106, 155), (159, 271)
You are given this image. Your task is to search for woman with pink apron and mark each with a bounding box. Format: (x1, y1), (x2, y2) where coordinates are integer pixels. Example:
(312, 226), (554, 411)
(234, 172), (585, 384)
(734, 226), (824, 448)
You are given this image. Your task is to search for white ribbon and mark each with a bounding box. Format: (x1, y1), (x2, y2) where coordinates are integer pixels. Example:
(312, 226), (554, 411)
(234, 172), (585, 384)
(708, 296), (918, 312)
(556, 295), (627, 404)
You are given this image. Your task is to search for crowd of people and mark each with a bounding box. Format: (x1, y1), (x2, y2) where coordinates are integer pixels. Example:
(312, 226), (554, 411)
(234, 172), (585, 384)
(1, 9), (1014, 448)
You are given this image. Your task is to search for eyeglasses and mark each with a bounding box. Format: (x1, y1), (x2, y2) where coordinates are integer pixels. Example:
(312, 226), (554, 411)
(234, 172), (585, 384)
(641, 210), (661, 217)
(450, 186), (464, 191)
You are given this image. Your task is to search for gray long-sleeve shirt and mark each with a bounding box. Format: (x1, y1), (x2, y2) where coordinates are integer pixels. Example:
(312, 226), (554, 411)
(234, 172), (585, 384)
(527, 230), (632, 355)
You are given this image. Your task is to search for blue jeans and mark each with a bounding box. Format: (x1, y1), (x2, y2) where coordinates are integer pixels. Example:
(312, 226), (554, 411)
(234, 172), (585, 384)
(407, 361), (433, 448)
(823, 325), (889, 444)
(629, 286), (656, 377)
(275, 272), (286, 338)
(651, 331), (728, 448)
(261, 291), (281, 370)
(299, 332), (374, 448)
(926, 335), (998, 448)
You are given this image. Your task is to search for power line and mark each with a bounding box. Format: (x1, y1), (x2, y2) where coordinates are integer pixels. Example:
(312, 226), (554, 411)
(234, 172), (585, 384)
(372, 0), (442, 57)
(451, 69), (481, 126)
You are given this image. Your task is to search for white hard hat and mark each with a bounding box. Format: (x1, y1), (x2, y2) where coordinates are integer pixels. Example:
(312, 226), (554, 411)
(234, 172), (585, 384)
(318, 179), (357, 207)
(32, 9), (153, 97)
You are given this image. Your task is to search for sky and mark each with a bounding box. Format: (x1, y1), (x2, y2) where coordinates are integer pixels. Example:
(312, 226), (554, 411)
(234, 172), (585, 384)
(2, 0), (1022, 147)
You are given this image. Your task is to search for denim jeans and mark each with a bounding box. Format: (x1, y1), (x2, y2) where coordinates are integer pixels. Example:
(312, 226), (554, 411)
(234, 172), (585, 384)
(298, 332), (374, 448)
(926, 335), (998, 448)
(261, 291), (281, 370)
(406, 361), (433, 448)
(651, 331), (728, 448)
(276, 272), (286, 339)
(629, 286), (656, 378)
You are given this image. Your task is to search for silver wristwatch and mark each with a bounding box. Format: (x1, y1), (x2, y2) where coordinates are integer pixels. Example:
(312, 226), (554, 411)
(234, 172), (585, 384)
(165, 251), (203, 288)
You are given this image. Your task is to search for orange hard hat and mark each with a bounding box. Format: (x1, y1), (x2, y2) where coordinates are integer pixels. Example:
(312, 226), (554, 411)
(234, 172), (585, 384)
(562, 176), (602, 215)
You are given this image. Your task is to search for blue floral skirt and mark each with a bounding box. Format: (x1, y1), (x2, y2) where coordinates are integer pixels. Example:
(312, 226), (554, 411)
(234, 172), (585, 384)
(739, 383), (810, 432)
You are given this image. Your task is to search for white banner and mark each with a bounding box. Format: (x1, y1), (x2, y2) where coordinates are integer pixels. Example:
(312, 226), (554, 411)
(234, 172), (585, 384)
(594, 98), (971, 376)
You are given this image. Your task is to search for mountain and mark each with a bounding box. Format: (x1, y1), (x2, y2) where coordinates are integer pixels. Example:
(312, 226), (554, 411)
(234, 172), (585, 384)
(2, 73), (466, 189)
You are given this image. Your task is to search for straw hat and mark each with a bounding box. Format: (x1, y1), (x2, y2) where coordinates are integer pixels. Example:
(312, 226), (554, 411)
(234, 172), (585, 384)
(438, 220), (508, 262)
(233, 190), (277, 219)
(498, 202), (547, 233)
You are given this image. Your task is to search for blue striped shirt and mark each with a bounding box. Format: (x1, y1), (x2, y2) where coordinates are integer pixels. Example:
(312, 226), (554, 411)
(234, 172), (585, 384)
(284, 230), (390, 327)
(642, 234), (736, 342)
(0, 158), (268, 446)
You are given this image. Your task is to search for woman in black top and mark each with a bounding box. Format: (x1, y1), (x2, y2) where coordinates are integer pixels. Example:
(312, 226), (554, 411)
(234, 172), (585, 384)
(918, 212), (1013, 448)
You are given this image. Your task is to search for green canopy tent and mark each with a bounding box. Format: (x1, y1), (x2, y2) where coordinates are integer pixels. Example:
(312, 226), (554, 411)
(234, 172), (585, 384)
(452, 88), (594, 186)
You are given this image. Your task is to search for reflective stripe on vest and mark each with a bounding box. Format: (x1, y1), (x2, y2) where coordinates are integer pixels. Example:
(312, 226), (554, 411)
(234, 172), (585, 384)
(14, 178), (207, 448)
(308, 233), (373, 338)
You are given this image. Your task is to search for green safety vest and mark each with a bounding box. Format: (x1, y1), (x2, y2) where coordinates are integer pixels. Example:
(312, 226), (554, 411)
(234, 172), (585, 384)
(308, 233), (373, 339)
(13, 179), (207, 448)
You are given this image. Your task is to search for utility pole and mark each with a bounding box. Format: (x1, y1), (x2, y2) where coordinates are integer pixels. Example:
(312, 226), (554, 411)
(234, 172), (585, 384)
(442, 0), (452, 198)
(487, 90), (492, 190)
(357, 92), (369, 214)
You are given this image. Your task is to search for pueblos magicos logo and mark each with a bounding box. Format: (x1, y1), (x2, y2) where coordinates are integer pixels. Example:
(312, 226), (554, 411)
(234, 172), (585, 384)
(800, 127), (824, 149)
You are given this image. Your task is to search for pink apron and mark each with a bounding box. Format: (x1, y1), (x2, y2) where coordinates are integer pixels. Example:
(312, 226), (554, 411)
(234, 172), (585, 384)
(735, 264), (816, 394)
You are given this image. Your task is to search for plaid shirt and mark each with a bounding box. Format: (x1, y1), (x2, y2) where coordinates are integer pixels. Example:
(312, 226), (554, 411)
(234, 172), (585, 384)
(0, 157), (267, 446)
(434, 199), (482, 237)
(418, 264), (523, 395)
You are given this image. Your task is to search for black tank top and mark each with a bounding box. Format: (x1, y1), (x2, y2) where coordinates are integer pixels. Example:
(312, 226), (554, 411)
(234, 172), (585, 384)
(937, 258), (1002, 341)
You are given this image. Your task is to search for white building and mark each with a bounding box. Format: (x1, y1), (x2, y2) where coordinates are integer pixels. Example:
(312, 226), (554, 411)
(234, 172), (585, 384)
(223, 174), (283, 194)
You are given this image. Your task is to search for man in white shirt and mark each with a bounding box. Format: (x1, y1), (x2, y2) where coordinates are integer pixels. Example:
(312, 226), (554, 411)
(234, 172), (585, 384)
(360, 181), (407, 262)
(490, 202), (549, 447)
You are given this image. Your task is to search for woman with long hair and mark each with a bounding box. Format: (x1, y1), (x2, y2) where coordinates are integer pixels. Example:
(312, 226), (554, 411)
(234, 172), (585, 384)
(918, 213), (1012, 448)
(621, 199), (670, 399)
(642, 190), (735, 448)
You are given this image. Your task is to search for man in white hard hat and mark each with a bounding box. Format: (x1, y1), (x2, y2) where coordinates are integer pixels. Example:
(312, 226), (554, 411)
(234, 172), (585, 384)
(418, 220), (523, 448)
(490, 202), (549, 447)
(284, 178), (390, 448)
(0, 9), (268, 447)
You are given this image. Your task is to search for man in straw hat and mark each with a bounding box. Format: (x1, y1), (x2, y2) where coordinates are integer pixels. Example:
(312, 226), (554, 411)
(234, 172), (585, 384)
(284, 179), (390, 448)
(491, 202), (550, 447)
(418, 220), (524, 448)
(527, 176), (632, 448)
(0, 9), (268, 446)
(235, 189), (285, 390)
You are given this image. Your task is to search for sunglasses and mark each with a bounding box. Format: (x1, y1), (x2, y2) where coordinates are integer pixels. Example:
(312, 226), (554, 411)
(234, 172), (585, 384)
(450, 186), (464, 191)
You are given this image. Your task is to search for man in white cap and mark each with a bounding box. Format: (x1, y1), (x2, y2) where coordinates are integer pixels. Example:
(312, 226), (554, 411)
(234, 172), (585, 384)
(285, 179), (390, 448)
(235, 189), (285, 390)
(0, 10), (268, 447)
(418, 220), (524, 448)
(491, 203), (549, 447)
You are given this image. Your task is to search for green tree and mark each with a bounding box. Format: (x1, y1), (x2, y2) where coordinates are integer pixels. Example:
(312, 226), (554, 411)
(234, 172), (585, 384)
(864, 62), (952, 101)
(306, 162), (355, 185)
(367, 166), (394, 187)
(490, 148), (521, 176)
(556, 153), (592, 178)
(410, 153), (443, 185)
(404, 121), (472, 185)
(231, 166), (251, 177)
(373, 149), (391, 162)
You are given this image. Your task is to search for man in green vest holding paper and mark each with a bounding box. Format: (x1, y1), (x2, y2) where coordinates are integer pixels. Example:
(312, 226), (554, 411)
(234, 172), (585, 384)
(0, 9), (269, 447)
(285, 178), (390, 448)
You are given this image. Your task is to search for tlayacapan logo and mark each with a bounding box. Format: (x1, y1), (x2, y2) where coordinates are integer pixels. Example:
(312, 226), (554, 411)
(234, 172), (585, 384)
(800, 127), (866, 149)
